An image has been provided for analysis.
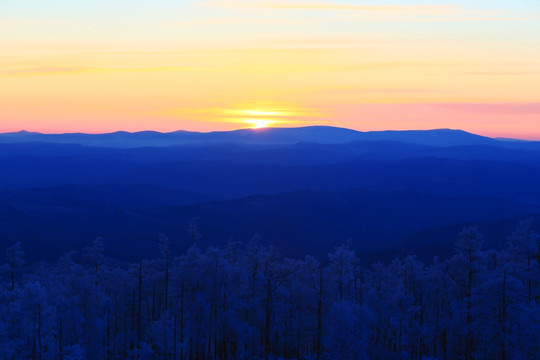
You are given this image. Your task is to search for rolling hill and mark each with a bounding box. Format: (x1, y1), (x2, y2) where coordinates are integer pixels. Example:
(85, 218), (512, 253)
(1, 126), (540, 261)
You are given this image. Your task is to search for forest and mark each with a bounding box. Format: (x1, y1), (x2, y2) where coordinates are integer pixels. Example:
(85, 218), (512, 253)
(2, 218), (539, 360)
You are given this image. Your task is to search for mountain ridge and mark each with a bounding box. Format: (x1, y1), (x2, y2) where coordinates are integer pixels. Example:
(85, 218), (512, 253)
(0, 126), (517, 148)
(1, 185), (537, 260)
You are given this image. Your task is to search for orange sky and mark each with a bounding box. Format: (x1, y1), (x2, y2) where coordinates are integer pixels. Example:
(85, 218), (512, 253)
(1, 0), (539, 138)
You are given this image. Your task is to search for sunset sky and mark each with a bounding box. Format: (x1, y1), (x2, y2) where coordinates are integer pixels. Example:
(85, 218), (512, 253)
(1, 0), (539, 138)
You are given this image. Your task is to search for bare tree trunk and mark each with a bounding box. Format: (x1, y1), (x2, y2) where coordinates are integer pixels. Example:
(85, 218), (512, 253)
(165, 256), (169, 312)
(501, 270), (507, 360)
(465, 243), (475, 360)
(138, 260), (143, 346)
(264, 278), (272, 358)
(38, 305), (42, 360)
(10, 267), (14, 291)
(180, 282), (185, 360)
(174, 315), (178, 360)
(106, 318), (111, 360)
(316, 266), (323, 360)
(152, 281), (156, 321)
(59, 318), (63, 360)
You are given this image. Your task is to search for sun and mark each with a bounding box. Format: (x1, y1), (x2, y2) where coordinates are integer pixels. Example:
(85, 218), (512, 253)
(216, 104), (304, 129)
(248, 119), (273, 129)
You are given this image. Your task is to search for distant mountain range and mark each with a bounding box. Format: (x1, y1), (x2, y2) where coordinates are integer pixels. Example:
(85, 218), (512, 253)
(1, 126), (539, 261)
(1, 126), (532, 148)
(0, 185), (536, 261)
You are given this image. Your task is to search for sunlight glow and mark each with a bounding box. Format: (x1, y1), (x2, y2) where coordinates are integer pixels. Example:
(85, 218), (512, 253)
(240, 110), (285, 117)
(213, 105), (304, 129)
(246, 119), (274, 129)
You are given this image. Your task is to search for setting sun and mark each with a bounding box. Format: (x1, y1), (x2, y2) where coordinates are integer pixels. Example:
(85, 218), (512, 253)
(247, 119), (273, 129)
(213, 105), (304, 129)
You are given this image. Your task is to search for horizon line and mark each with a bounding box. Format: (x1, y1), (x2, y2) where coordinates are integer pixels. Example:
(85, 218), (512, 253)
(0, 125), (537, 142)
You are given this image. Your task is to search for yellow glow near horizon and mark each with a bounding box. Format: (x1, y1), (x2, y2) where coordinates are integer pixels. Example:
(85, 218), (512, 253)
(209, 105), (308, 129)
(240, 110), (285, 117)
(245, 119), (274, 129)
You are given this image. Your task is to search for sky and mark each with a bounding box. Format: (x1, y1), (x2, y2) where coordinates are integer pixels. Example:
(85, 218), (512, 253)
(1, 0), (539, 138)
